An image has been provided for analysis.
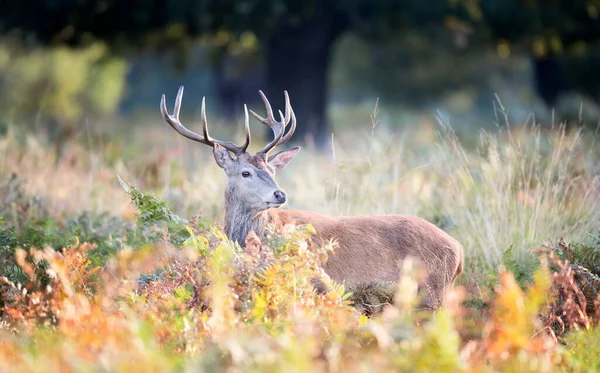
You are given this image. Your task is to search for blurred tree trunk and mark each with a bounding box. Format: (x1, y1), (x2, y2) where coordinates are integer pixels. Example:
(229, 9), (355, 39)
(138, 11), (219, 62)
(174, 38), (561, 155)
(533, 55), (565, 108)
(213, 46), (237, 121)
(264, 10), (347, 151)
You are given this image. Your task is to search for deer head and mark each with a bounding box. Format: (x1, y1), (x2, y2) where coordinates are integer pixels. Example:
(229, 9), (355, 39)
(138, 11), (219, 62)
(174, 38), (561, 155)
(160, 86), (301, 213)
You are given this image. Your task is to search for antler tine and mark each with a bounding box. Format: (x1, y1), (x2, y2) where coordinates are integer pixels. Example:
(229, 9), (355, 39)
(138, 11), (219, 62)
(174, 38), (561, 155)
(200, 96), (213, 145)
(277, 105), (296, 146)
(252, 90), (276, 123)
(161, 86), (212, 145)
(273, 90), (295, 147)
(283, 90), (291, 123)
(250, 90), (292, 155)
(161, 85), (251, 155)
(240, 104), (251, 153)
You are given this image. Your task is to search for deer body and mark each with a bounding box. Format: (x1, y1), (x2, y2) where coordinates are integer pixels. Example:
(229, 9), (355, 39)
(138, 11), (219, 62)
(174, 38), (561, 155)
(225, 206), (462, 309)
(160, 86), (463, 310)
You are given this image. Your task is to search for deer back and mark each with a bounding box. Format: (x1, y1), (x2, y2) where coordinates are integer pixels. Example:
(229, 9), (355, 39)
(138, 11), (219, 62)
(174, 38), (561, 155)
(275, 209), (463, 309)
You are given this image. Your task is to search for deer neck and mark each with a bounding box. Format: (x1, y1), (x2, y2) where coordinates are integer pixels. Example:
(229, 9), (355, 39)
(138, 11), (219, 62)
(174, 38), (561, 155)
(224, 201), (275, 247)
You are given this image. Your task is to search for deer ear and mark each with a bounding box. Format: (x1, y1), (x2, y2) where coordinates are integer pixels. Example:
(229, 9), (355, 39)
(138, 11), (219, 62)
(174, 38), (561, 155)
(268, 146), (301, 171)
(213, 144), (235, 169)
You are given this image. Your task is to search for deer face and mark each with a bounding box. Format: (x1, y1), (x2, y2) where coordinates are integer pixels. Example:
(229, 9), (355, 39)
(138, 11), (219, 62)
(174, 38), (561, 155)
(160, 86), (300, 212)
(213, 145), (300, 212)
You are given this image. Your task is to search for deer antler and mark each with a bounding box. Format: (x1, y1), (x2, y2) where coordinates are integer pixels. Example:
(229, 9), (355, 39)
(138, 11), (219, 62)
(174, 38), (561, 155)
(249, 90), (296, 156)
(161, 86), (251, 155)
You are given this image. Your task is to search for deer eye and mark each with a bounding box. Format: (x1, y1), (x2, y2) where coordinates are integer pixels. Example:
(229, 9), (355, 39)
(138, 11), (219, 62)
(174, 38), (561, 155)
(241, 171), (251, 178)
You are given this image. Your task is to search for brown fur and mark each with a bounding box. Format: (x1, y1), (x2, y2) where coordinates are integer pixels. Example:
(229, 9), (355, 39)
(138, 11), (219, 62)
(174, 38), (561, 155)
(266, 209), (463, 310)
(160, 87), (464, 311)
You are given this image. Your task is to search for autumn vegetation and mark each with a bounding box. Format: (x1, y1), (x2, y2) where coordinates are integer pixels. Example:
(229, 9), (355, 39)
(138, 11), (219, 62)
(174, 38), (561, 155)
(0, 109), (599, 372)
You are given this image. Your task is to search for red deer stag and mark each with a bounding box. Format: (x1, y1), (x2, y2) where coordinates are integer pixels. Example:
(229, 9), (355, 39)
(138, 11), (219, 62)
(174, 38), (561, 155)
(161, 86), (463, 310)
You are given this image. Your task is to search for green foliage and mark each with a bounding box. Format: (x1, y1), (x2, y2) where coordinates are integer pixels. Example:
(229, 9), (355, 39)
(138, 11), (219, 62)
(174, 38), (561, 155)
(4, 0), (599, 63)
(117, 175), (192, 246)
(0, 227), (27, 284)
(551, 236), (600, 276)
(0, 40), (127, 135)
(1, 102), (599, 371)
(346, 281), (397, 316)
(0, 174), (199, 286)
(502, 246), (538, 289)
(0, 173), (50, 229)
(0, 173), (133, 274)
(0, 214), (127, 283)
(120, 177), (182, 226)
(173, 284), (194, 303)
(0, 1), (460, 44)
(561, 327), (600, 372)
(398, 311), (464, 372)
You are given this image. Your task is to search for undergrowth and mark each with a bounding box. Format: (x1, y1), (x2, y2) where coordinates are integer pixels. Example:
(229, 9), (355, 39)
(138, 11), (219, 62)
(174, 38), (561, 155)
(0, 171), (597, 371)
(0, 120), (599, 372)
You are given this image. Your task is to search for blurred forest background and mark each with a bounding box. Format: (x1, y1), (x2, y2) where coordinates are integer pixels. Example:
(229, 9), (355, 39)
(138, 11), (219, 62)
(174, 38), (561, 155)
(2, 3), (600, 371)
(2, 0), (600, 150)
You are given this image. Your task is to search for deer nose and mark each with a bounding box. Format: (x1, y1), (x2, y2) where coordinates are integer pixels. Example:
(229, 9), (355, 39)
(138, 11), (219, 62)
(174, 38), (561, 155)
(273, 190), (287, 204)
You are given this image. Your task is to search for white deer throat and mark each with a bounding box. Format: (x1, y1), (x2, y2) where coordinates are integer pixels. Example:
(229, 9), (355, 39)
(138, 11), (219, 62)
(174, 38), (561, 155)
(224, 205), (271, 246)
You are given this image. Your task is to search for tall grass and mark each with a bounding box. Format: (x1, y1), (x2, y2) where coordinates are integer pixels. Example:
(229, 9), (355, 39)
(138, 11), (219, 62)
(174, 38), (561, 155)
(320, 113), (600, 280)
(1, 110), (599, 281)
(434, 125), (599, 272)
(2, 107), (600, 372)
